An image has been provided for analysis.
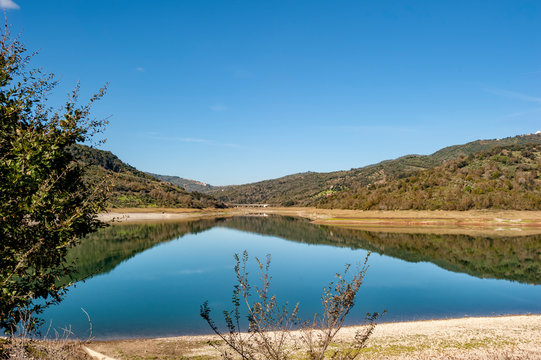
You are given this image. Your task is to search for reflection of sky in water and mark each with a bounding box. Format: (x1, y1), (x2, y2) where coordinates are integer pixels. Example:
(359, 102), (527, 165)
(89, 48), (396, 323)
(41, 227), (541, 339)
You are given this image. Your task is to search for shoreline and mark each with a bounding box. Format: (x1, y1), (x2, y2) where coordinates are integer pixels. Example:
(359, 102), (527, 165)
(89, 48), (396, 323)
(99, 207), (541, 236)
(87, 314), (541, 359)
(82, 312), (541, 342)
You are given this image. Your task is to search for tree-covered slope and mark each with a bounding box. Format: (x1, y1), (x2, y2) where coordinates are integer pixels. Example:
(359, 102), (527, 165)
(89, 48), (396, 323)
(206, 133), (541, 206)
(71, 145), (225, 208)
(319, 144), (541, 210)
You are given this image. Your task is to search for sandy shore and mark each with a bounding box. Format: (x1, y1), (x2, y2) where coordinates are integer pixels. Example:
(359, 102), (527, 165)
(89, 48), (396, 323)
(87, 315), (541, 359)
(99, 207), (541, 236)
(97, 207), (228, 223)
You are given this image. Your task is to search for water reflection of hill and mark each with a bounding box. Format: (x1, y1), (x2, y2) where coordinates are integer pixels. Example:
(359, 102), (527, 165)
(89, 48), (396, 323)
(66, 219), (218, 283)
(217, 216), (541, 284)
(68, 215), (540, 285)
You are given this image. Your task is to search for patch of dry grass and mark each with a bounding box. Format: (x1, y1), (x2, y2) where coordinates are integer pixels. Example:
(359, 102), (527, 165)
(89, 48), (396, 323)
(1, 337), (91, 360)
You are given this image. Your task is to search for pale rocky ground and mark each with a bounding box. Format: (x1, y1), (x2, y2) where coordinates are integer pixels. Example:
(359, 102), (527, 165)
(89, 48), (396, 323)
(86, 315), (541, 359)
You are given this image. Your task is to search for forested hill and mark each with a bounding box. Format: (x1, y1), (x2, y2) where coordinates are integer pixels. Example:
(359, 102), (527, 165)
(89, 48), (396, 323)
(319, 144), (541, 210)
(148, 173), (215, 193)
(71, 145), (225, 209)
(205, 133), (541, 206)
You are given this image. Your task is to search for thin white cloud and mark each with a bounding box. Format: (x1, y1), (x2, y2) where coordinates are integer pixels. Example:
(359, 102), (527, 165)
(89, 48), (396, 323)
(502, 111), (530, 119)
(501, 108), (541, 119)
(145, 134), (210, 143)
(209, 104), (227, 112)
(319, 124), (414, 133)
(135, 67), (145, 72)
(0, 0), (19, 9)
(146, 133), (241, 148)
(176, 137), (211, 144)
(223, 143), (242, 148)
(486, 88), (541, 103)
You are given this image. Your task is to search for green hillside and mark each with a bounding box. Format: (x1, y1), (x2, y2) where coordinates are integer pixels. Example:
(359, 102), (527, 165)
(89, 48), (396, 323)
(319, 144), (541, 210)
(206, 133), (541, 206)
(71, 145), (225, 209)
(148, 173), (215, 193)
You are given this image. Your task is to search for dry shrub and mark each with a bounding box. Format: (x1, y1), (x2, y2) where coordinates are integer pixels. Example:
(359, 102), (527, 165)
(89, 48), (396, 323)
(200, 251), (383, 360)
(1, 312), (92, 360)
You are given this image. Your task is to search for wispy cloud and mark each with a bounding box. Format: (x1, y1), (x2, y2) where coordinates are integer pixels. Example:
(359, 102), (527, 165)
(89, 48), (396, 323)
(502, 111), (530, 119)
(154, 136), (211, 144)
(0, 0), (19, 9)
(178, 137), (211, 143)
(209, 104), (227, 112)
(135, 67), (145, 72)
(486, 88), (541, 103)
(319, 124), (415, 133)
(146, 133), (241, 148)
(501, 108), (541, 119)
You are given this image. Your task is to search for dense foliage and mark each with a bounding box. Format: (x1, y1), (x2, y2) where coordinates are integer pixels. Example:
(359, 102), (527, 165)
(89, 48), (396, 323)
(0, 28), (107, 331)
(206, 134), (541, 207)
(71, 144), (226, 209)
(319, 144), (541, 210)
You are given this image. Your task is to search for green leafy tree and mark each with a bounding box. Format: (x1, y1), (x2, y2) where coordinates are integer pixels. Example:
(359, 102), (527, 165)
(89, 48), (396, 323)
(0, 25), (108, 332)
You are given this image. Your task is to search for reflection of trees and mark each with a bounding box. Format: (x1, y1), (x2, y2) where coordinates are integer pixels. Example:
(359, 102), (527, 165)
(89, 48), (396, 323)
(64, 219), (220, 284)
(66, 215), (540, 285)
(218, 216), (541, 284)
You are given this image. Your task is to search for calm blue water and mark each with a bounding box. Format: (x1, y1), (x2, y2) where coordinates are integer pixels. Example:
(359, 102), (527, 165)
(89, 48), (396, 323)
(39, 220), (541, 339)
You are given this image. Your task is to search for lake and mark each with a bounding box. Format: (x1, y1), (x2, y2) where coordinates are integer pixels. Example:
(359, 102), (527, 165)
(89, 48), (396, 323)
(40, 215), (541, 339)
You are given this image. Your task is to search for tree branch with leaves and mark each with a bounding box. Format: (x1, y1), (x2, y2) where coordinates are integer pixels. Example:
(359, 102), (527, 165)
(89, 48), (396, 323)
(0, 23), (108, 333)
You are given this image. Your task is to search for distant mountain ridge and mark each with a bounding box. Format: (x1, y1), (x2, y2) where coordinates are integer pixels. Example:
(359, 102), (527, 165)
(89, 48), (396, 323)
(148, 173), (215, 193)
(203, 133), (541, 206)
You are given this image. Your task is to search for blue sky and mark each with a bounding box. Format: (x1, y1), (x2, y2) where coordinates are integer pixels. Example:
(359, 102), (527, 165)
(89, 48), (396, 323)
(6, 1), (541, 185)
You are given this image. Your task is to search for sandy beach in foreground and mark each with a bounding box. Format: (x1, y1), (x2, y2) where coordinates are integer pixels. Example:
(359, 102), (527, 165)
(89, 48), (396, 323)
(86, 315), (541, 359)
